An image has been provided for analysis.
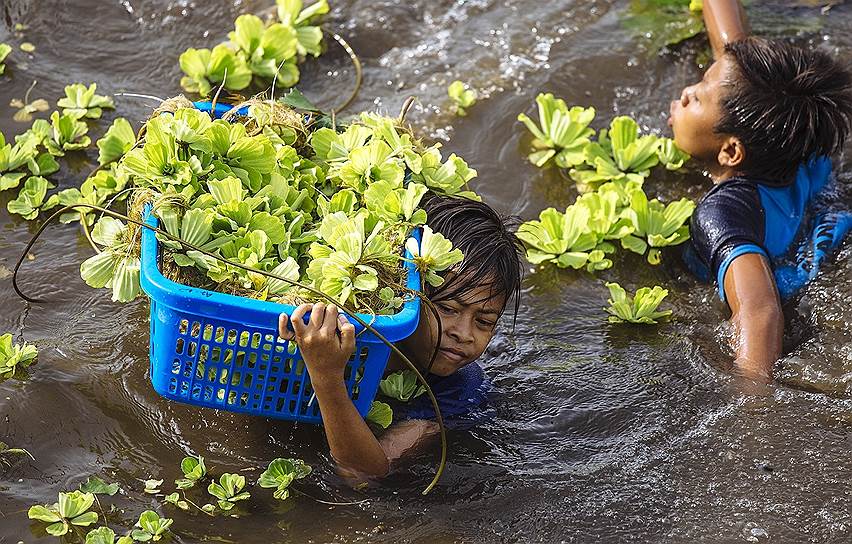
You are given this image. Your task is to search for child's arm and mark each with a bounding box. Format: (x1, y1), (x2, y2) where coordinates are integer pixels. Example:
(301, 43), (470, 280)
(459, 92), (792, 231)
(703, 0), (750, 59)
(722, 253), (784, 381)
(279, 304), (437, 477)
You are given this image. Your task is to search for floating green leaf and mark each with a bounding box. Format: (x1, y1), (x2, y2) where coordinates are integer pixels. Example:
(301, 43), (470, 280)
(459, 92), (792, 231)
(366, 400), (393, 429)
(0, 43), (11, 74)
(0, 333), (38, 379)
(7, 175), (53, 220)
(258, 458), (312, 500)
(57, 83), (115, 119)
(79, 475), (120, 496)
(605, 282), (672, 324)
(448, 80), (477, 116)
(379, 370), (426, 402)
(27, 491), (98, 536)
(175, 455), (207, 489)
(130, 510), (173, 542)
(517, 94), (595, 168)
(85, 526), (134, 544)
(405, 225), (464, 287)
(620, 190), (695, 264)
(207, 473), (250, 511)
(97, 117), (136, 166)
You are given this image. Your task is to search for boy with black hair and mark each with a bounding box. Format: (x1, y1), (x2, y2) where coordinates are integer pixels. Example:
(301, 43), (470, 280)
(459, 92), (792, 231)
(671, 0), (852, 381)
(278, 194), (524, 476)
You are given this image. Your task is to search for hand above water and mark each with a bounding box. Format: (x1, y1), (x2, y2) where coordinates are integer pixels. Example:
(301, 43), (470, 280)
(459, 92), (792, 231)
(278, 302), (356, 389)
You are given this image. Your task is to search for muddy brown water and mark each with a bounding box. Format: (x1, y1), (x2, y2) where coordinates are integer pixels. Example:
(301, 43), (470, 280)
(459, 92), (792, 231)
(1, 1), (852, 542)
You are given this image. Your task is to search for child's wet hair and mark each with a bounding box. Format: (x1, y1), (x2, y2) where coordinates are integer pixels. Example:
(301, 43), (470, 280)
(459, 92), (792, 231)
(717, 37), (852, 184)
(422, 194), (524, 321)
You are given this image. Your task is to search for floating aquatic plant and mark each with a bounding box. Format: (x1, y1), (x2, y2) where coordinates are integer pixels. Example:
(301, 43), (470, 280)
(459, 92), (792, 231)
(0, 333), (38, 379)
(131, 510), (173, 542)
(207, 473), (250, 511)
(258, 458), (312, 500)
(0, 43), (11, 75)
(448, 80), (477, 116)
(57, 83), (115, 119)
(619, 189), (695, 264)
(379, 370), (426, 402)
(175, 455), (207, 490)
(605, 282), (672, 324)
(366, 400), (393, 428)
(85, 526), (133, 544)
(517, 93), (595, 168)
(28, 491), (99, 536)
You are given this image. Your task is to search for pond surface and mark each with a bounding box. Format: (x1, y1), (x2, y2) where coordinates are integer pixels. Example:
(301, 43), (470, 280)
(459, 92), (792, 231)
(2, 0), (852, 542)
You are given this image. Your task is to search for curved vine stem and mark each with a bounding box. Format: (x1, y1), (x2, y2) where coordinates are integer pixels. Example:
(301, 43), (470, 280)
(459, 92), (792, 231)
(13, 204), (448, 495)
(324, 29), (362, 114)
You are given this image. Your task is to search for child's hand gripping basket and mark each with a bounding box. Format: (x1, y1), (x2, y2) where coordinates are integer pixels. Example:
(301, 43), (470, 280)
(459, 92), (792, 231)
(138, 102), (422, 424)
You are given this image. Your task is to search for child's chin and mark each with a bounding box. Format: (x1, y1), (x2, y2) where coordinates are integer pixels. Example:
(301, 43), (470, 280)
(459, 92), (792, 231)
(430, 359), (468, 377)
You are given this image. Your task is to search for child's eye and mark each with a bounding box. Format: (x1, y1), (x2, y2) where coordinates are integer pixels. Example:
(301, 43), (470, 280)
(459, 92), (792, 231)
(477, 318), (496, 328)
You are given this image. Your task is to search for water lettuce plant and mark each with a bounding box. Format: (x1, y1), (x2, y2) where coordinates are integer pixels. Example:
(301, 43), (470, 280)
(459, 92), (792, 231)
(569, 116), (661, 191)
(605, 282), (672, 324)
(85, 526), (133, 544)
(178, 0), (328, 96)
(0, 43), (10, 74)
(208, 473), (250, 511)
(7, 176), (53, 220)
(0, 333), (38, 379)
(131, 511), (173, 542)
(448, 80), (477, 116)
(619, 190), (695, 264)
(623, 0), (705, 54)
(379, 370), (426, 402)
(406, 225), (464, 287)
(28, 491), (98, 536)
(57, 83), (115, 119)
(175, 455), (207, 489)
(79, 476), (120, 496)
(516, 205), (614, 272)
(30, 111), (92, 156)
(258, 458), (312, 500)
(79, 217), (141, 302)
(97, 118), (136, 166)
(517, 93), (595, 168)
(366, 400), (393, 428)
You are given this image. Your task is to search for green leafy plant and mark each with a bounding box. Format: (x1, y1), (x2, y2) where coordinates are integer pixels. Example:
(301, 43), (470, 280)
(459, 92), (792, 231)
(142, 479), (163, 494)
(366, 400), (393, 428)
(57, 83), (115, 119)
(79, 475), (120, 496)
(448, 80), (477, 116)
(619, 190), (695, 264)
(175, 455), (206, 489)
(85, 526), (134, 544)
(379, 370), (426, 402)
(131, 510), (173, 542)
(178, 0), (328, 96)
(31, 111), (91, 156)
(0, 333), (38, 379)
(7, 176), (53, 219)
(405, 225), (464, 287)
(605, 282), (672, 324)
(258, 458), (312, 500)
(207, 473), (250, 511)
(0, 130), (40, 190)
(657, 138), (690, 170)
(0, 43), (11, 74)
(164, 492), (190, 511)
(569, 116), (661, 191)
(27, 491), (98, 536)
(622, 0), (705, 54)
(517, 93), (595, 168)
(97, 118), (136, 166)
(516, 205), (612, 272)
(79, 217), (141, 302)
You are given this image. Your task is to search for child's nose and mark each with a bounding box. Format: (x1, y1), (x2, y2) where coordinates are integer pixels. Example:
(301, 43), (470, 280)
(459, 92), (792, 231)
(680, 88), (690, 107)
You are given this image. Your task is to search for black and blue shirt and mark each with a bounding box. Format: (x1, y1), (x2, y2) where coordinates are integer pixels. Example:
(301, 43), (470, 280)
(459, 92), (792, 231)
(684, 156), (852, 302)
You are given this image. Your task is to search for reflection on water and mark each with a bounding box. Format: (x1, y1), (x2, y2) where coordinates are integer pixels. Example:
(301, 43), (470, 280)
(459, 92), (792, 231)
(2, 0), (852, 542)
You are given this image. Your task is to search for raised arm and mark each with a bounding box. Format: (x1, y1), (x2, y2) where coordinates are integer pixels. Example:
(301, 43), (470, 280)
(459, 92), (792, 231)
(703, 0), (750, 59)
(722, 253), (783, 381)
(279, 304), (437, 478)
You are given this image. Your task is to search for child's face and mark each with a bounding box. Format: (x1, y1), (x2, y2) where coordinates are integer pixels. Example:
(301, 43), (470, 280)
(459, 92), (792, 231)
(669, 56), (733, 162)
(401, 282), (505, 377)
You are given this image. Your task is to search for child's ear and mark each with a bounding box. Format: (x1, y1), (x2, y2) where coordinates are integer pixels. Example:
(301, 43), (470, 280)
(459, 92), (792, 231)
(717, 137), (746, 169)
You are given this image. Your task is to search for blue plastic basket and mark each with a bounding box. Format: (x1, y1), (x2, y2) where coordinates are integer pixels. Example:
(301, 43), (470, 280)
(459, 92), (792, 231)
(137, 102), (422, 424)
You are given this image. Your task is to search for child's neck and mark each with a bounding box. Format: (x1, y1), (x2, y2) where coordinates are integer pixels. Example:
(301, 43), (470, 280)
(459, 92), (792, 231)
(709, 165), (741, 184)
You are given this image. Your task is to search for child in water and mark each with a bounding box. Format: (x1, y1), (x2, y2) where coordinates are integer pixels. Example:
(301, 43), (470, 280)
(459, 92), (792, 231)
(671, 0), (852, 380)
(278, 195), (523, 476)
